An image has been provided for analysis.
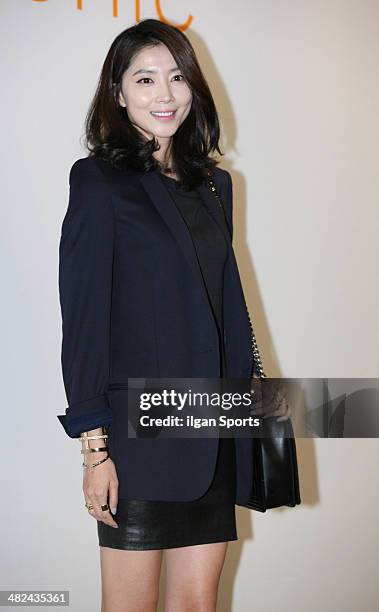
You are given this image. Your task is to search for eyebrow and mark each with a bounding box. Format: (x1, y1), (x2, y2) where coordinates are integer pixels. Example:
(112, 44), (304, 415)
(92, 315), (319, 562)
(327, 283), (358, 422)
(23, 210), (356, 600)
(132, 67), (180, 77)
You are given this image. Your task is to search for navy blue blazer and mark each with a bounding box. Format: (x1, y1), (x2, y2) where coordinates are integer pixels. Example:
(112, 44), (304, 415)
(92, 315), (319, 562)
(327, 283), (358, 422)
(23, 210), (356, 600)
(57, 156), (256, 506)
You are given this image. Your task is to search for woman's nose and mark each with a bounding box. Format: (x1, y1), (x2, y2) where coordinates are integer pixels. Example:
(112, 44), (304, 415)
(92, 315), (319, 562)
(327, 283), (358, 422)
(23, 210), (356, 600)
(155, 81), (174, 102)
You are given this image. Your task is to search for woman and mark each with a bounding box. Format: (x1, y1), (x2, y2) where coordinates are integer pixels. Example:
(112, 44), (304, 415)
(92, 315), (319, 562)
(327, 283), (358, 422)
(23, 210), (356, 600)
(57, 18), (289, 612)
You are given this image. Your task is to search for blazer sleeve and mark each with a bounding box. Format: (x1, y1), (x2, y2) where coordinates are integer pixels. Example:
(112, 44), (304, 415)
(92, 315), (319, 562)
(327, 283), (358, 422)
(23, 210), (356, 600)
(56, 159), (115, 438)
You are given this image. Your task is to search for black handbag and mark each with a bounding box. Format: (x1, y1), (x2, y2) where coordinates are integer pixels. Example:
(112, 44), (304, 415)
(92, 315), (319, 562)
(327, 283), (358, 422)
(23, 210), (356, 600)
(206, 170), (301, 512)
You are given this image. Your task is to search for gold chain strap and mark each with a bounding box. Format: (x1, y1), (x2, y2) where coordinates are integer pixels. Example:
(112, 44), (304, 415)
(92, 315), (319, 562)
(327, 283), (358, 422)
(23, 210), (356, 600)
(206, 170), (267, 378)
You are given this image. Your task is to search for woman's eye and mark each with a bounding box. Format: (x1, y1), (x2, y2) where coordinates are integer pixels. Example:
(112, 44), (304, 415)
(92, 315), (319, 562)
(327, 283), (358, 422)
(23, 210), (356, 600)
(136, 75), (185, 84)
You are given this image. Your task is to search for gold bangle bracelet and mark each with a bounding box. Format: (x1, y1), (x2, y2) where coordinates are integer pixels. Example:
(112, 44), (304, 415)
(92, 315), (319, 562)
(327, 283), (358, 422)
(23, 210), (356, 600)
(79, 428), (108, 452)
(81, 447), (108, 454)
(78, 434), (108, 441)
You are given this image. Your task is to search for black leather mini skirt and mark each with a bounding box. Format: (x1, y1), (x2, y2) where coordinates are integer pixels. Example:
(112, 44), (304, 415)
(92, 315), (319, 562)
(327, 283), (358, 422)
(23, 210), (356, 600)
(97, 437), (237, 551)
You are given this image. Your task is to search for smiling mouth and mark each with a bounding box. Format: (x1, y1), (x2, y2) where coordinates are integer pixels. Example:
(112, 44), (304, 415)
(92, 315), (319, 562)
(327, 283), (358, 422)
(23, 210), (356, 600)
(150, 110), (177, 120)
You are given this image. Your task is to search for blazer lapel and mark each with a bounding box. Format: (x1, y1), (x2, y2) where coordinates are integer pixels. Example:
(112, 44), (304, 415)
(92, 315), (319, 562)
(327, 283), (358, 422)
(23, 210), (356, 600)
(139, 169), (232, 266)
(138, 171), (235, 317)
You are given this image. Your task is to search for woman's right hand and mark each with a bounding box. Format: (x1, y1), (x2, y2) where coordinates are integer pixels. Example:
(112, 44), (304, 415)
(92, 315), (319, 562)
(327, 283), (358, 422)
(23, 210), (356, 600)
(83, 451), (119, 528)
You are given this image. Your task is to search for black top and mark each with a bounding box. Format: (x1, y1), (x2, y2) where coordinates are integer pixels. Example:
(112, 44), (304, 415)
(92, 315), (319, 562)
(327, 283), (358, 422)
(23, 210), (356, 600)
(158, 172), (229, 377)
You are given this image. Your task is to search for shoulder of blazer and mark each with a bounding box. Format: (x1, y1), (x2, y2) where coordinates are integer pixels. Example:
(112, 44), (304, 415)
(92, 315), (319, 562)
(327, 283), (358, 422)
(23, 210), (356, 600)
(212, 166), (232, 199)
(213, 166), (229, 180)
(68, 155), (139, 188)
(69, 156), (231, 184)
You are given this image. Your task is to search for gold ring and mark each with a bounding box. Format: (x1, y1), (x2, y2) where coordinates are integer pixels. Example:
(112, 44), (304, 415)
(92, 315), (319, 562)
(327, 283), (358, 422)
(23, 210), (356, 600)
(85, 502), (94, 510)
(101, 503), (109, 512)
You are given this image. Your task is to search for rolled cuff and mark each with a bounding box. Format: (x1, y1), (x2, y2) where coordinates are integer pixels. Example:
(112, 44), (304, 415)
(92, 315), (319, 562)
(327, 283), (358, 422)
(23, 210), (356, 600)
(57, 393), (113, 438)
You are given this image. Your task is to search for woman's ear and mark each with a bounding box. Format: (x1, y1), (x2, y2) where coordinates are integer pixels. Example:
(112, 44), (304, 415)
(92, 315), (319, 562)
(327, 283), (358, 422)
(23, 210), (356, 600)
(118, 91), (126, 108)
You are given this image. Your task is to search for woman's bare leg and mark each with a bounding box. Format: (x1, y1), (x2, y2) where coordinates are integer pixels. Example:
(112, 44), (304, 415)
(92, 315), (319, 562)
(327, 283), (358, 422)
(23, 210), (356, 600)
(100, 546), (163, 612)
(164, 542), (228, 612)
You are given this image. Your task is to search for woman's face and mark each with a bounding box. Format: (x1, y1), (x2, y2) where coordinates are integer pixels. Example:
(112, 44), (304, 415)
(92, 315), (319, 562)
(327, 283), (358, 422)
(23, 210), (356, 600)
(118, 43), (193, 146)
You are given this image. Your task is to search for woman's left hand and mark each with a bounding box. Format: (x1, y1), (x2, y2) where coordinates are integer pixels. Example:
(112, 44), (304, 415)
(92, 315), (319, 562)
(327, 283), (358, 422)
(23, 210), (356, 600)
(250, 377), (291, 421)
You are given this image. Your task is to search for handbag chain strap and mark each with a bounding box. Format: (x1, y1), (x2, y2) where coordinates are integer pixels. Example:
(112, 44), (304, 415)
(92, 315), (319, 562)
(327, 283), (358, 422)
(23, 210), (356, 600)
(206, 170), (267, 378)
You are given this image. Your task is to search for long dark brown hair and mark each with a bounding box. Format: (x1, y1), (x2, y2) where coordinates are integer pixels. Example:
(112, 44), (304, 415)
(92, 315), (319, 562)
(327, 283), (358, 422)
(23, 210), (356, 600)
(83, 18), (223, 188)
